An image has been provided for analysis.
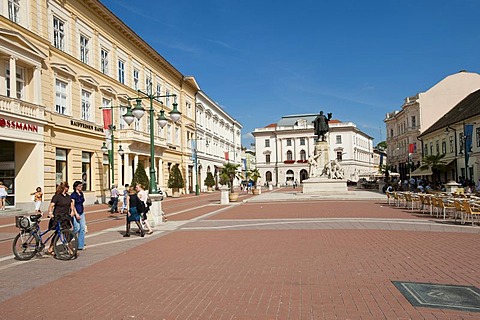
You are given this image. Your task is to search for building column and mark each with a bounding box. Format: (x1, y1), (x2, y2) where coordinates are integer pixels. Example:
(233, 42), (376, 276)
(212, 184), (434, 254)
(9, 56), (17, 98)
(34, 66), (41, 104)
(123, 153), (130, 187)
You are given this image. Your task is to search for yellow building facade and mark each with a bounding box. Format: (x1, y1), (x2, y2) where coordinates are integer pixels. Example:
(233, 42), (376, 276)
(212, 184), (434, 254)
(0, 0), (198, 210)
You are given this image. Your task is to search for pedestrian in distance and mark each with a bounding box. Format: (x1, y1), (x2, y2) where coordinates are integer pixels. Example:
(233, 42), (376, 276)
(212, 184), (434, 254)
(109, 184), (119, 213)
(31, 187), (43, 214)
(136, 184), (153, 235)
(46, 182), (75, 255)
(124, 186), (145, 237)
(121, 184), (129, 214)
(0, 181), (8, 210)
(71, 181), (86, 250)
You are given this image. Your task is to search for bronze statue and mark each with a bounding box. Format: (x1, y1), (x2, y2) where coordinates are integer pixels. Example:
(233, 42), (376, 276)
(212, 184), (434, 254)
(313, 111), (332, 141)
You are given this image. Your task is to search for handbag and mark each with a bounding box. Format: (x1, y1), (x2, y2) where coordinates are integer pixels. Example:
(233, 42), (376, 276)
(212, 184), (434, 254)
(31, 194), (36, 201)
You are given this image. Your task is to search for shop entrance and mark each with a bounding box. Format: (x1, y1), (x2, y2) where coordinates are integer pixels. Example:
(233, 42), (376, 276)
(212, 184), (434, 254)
(0, 140), (15, 206)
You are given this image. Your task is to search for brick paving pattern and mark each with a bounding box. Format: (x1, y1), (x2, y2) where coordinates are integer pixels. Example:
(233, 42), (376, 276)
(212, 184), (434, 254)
(0, 189), (479, 319)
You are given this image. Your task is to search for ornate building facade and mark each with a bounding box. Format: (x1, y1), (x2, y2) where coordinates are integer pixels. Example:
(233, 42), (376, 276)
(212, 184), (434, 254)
(252, 114), (375, 186)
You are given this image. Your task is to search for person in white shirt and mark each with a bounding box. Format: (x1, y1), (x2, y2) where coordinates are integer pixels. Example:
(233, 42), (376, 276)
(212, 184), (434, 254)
(136, 184), (153, 234)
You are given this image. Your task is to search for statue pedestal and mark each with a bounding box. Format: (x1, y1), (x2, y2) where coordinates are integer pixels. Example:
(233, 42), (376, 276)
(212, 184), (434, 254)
(303, 177), (348, 194)
(303, 139), (347, 194)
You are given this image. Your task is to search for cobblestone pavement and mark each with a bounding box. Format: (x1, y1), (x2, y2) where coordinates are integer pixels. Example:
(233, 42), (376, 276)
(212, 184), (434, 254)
(0, 188), (479, 320)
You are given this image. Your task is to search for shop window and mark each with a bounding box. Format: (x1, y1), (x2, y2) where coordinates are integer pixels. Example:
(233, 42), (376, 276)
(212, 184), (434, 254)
(56, 148), (67, 186)
(103, 154), (110, 188)
(81, 152), (91, 191)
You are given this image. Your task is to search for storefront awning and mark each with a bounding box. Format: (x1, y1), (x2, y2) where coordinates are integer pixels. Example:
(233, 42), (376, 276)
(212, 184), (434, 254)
(410, 167), (432, 177)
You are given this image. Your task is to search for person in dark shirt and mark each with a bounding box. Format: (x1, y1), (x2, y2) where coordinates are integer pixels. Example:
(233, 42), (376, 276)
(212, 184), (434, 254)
(123, 186), (144, 237)
(46, 182), (75, 255)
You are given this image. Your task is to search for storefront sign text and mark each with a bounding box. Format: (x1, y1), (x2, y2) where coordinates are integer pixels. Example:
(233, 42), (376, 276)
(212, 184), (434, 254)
(0, 118), (38, 132)
(70, 120), (104, 132)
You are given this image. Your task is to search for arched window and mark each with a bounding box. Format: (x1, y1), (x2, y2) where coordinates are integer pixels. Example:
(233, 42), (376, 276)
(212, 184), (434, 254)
(286, 150), (293, 160)
(300, 150), (306, 161)
(286, 169), (294, 182)
(265, 171), (272, 182)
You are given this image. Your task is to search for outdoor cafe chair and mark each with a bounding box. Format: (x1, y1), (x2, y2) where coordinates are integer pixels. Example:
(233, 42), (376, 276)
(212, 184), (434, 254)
(436, 197), (455, 220)
(453, 199), (465, 223)
(462, 200), (480, 226)
(386, 191), (394, 205)
(421, 195), (433, 215)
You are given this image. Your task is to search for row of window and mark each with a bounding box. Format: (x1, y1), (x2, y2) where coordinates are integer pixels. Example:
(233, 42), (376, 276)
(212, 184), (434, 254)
(261, 150), (344, 164)
(264, 138), (307, 148)
(388, 115), (417, 138)
(424, 128), (480, 156)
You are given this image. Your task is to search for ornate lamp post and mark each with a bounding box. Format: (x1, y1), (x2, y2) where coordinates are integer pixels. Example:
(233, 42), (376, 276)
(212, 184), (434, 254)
(100, 105), (126, 186)
(122, 86), (181, 194)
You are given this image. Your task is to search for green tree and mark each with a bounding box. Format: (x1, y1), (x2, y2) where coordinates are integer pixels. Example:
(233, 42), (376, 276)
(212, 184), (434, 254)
(420, 153), (449, 183)
(204, 172), (215, 188)
(168, 164), (184, 189)
(376, 141), (387, 150)
(220, 162), (242, 193)
(131, 162), (149, 189)
(248, 168), (261, 187)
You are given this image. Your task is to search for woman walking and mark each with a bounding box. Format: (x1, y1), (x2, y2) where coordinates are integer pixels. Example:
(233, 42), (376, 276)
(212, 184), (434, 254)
(70, 181), (86, 250)
(123, 186), (145, 237)
(46, 182), (75, 255)
(31, 187), (43, 214)
(0, 181), (8, 210)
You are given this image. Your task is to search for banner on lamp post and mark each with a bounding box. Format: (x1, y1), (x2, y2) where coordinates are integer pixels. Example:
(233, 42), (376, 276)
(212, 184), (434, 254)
(102, 108), (112, 129)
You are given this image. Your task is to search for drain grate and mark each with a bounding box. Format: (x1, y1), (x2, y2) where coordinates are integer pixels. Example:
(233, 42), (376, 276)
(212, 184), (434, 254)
(392, 281), (480, 312)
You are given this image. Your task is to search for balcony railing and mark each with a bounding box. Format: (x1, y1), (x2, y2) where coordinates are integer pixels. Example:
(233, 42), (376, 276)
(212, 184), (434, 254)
(0, 95), (45, 120)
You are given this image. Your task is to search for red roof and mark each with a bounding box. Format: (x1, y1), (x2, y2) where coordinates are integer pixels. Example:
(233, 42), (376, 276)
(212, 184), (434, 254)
(329, 119), (341, 124)
(265, 123), (277, 128)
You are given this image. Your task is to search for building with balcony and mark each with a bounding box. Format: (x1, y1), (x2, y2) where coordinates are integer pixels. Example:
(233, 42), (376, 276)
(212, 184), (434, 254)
(193, 91), (242, 192)
(0, 0), (201, 210)
(417, 89), (480, 184)
(384, 71), (480, 180)
(252, 114), (375, 186)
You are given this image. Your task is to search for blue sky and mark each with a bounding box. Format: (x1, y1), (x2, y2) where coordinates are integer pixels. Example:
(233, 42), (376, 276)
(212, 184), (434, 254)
(100, 0), (480, 147)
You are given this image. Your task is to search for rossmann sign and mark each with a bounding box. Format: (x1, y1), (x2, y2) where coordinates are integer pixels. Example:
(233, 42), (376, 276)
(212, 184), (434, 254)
(0, 118), (38, 132)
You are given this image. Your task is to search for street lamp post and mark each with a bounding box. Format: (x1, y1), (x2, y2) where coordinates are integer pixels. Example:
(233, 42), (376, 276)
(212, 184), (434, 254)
(122, 88), (181, 194)
(100, 106), (126, 186)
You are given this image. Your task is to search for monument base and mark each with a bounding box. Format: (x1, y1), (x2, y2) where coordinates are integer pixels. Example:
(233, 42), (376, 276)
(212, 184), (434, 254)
(302, 177), (348, 194)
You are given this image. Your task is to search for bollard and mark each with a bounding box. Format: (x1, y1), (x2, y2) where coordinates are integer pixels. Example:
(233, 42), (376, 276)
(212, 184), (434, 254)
(148, 193), (165, 227)
(220, 186), (229, 204)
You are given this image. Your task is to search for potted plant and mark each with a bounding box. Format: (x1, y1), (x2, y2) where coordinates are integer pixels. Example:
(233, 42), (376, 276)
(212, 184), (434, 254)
(204, 172), (215, 192)
(220, 162), (242, 202)
(248, 168), (261, 195)
(131, 162), (150, 191)
(167, 164), (184, 198)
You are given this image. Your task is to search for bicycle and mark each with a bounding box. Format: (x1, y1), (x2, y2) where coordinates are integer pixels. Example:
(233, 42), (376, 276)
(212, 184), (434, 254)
(12, 214), (78, 261)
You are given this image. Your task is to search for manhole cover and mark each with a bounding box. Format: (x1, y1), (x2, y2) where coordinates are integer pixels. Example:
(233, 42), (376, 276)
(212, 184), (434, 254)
(392, 281), (480, 312)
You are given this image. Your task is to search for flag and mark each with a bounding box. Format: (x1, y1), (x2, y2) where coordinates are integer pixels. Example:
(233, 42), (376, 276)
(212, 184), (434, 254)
(408, 143), (415, 154)
(102, 108), (112, 129)
(464, 124), (474, 165)
(224, 151), (229, 160)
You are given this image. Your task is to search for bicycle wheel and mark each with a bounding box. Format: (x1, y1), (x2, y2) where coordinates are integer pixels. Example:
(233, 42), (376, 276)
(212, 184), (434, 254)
(12, 230), (40, 261)
(53, 229), (78, 260)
